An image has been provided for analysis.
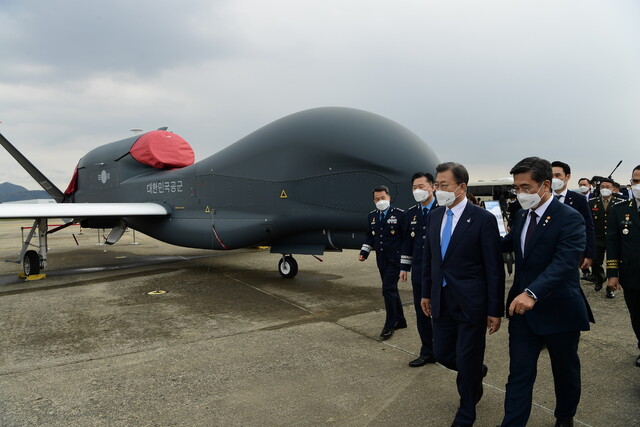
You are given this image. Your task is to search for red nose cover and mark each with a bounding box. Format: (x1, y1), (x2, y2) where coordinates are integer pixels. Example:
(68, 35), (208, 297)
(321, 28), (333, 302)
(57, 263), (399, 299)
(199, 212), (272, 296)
(64, 166), (79, 195)
(130, 130), (195, 169)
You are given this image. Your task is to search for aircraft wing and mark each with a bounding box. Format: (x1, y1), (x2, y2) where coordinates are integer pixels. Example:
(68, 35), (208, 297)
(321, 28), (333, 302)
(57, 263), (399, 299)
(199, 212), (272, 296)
(0, 203), (170, 219)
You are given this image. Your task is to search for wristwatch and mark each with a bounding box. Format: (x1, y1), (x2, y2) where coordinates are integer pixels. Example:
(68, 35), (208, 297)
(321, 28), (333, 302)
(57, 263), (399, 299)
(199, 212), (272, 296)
(524, 288), (538, 301)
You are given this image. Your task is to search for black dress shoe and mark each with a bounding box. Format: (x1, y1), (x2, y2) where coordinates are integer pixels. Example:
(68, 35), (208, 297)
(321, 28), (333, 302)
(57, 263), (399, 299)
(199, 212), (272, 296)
(554, 418), (573, 427)
(380, 327), (394, 340)
(394, 321), (408, 329)
(635, 354), (640, 367)
(606, 287), (615, 298)
(408, 354), (436, 367)
(594, 282), (603, 291)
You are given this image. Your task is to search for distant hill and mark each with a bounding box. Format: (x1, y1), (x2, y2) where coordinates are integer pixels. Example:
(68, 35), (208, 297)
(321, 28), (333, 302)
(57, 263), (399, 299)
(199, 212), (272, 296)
(0, 182), (52, 203)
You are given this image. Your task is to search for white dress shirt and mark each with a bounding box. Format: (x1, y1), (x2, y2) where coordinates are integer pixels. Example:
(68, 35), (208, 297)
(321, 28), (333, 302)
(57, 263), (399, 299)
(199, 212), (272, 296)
(440, 197), (468, 241)
(554, 188), (568, 203)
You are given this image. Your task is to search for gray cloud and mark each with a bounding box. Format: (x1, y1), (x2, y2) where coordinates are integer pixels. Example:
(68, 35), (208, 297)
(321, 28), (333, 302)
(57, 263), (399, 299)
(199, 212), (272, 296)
(0, 0), (237, 82)
(1, 0), (639, 190)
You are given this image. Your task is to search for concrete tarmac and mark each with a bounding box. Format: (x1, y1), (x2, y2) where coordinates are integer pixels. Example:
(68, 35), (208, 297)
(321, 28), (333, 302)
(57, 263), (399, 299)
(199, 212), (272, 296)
(0, 220), (638, 426)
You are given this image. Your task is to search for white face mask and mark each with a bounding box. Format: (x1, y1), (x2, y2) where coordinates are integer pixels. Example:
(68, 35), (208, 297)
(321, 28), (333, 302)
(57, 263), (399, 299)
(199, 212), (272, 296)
(517, 186), (544, 210)
(375, 199), (390, 211)
(632, 184), (640, 199)
(600, 188), (612, 197)
(551, 178), (565, 191)
(413, 189), (429, 203)
(578, 186), (589, 194)
(435, 185), (460, 207)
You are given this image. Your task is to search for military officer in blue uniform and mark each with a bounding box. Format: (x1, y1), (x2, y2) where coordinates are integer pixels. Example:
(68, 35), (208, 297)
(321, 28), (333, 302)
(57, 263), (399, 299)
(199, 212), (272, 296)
(400, 172), (438, 366)
(359, 185), (407, 339)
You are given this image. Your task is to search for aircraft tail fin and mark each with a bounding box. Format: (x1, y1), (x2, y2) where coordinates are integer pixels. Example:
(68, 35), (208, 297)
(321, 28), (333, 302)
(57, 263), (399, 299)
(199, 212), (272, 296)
(0, 132), (66, 203)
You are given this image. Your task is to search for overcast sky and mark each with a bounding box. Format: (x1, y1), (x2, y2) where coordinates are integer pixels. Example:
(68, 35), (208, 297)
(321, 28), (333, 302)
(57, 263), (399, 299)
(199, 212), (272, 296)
(1, 0), (639, 191)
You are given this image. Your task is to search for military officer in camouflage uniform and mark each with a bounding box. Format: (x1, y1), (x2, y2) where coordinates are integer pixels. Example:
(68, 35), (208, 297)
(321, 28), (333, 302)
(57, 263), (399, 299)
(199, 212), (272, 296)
(400, 172), (438, 367)
(606, 165), (640, 367)
(589, 178), (625, 297)
(359, 185), (407, 340)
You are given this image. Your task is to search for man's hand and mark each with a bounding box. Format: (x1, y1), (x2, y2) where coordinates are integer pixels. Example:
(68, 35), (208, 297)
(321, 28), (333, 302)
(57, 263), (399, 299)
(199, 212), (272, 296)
(608, 277), (620, 291)
(399, 271), (408, 282)
(508, 292), (536, 316)
(580, 257), (592, 269)
(358, 254), (366, 262)
(420, 298), (431, 317)
(487, 316), (501, 335)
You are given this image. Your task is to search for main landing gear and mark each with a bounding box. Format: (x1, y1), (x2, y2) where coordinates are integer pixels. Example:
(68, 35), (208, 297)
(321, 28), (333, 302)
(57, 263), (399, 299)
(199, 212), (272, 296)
(278, 254), (298, 278)
(8, 218), (75, 279)
(23, 249), (41, 276)
(7, 218), (49, 279)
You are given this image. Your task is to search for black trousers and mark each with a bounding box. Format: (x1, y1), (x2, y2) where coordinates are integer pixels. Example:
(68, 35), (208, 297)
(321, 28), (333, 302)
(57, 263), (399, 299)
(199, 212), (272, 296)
(411, 270), (434, 357)
(501, 316), (582, 426)
(623, 287), (640, 349)
(433, 285), (486, 426)
(376, 254), (406, 328)
(592, 244), (606, 285)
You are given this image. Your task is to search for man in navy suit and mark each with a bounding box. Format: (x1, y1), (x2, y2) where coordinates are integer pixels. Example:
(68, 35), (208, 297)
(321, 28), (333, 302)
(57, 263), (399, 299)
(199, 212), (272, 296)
(500, 157), (594, 427)
(420, 162), (504, 427)
(551, 161), (595, 274)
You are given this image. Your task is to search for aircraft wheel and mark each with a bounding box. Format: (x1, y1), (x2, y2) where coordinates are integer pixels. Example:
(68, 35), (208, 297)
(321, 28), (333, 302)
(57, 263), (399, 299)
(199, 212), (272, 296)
(278, 255), (298, 278)
(23, 250), (41, 276)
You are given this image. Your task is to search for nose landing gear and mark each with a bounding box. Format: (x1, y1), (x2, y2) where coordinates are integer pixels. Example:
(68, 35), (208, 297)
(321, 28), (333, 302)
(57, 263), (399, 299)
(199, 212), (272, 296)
(278, 255), (298, 278)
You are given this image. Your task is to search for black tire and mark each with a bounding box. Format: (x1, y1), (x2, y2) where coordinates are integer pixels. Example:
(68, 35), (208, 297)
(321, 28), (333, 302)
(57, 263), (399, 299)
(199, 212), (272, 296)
(23, 250), (40, 276)
(278, 255), (298, 278)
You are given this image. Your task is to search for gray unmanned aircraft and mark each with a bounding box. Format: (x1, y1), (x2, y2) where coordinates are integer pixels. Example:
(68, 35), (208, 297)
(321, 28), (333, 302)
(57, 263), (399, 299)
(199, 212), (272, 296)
(0, 107), (439, 279)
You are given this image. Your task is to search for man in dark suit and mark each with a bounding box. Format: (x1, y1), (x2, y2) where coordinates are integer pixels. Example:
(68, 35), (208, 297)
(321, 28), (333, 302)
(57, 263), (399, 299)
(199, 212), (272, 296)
(551, 161), (595, 278)
(606, 165), (640, 368)
(577, 177), (593, 201)
(500, 157), (594, 427)
(359, 185), (407, 339)
(400, 172), (438, 367)
(420, 162), (504, 427)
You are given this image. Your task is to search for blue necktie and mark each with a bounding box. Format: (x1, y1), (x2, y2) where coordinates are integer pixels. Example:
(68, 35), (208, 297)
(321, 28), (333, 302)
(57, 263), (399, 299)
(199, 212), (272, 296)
(441, 209), (453, 287)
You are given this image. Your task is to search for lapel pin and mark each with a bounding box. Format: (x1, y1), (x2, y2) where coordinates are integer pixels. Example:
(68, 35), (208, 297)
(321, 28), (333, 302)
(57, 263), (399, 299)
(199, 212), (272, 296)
(467, 218), (471, 223)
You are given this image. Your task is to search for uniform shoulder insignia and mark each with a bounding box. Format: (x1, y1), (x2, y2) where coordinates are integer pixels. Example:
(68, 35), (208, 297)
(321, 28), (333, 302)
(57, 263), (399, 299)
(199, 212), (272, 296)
(613, 198), (626, 205)
(395, 207), (404, 212)
(369, 209), (377, 214)
(409, 204), (419, 211)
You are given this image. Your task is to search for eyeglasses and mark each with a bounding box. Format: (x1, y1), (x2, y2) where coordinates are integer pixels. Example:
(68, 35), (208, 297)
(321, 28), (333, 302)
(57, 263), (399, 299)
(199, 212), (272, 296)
(434, 182), (456, 190)
(511, 185), (539, 195)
